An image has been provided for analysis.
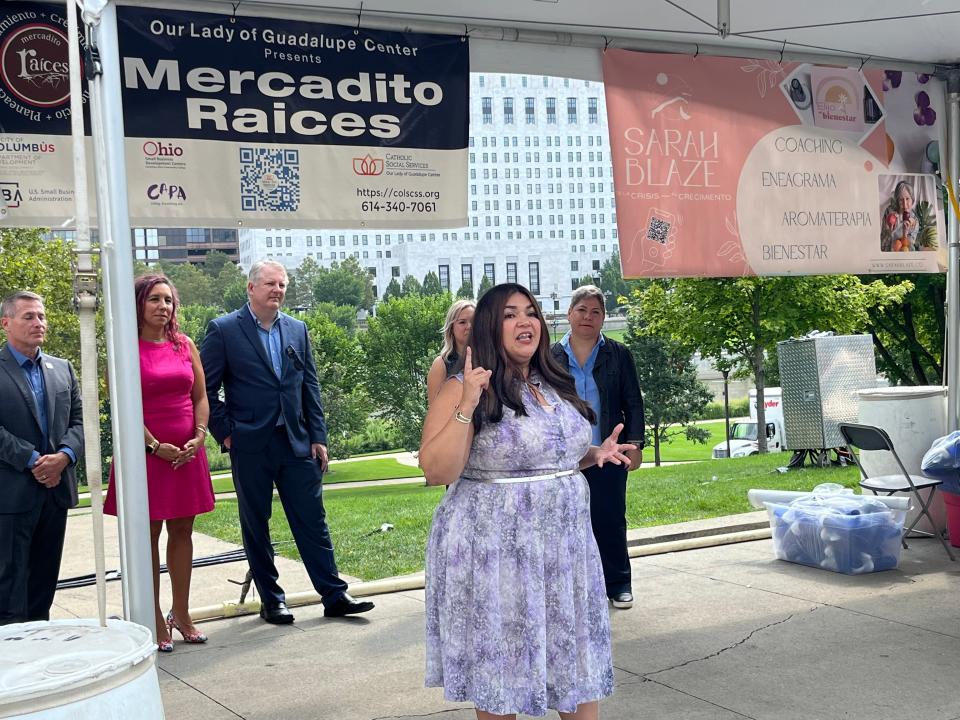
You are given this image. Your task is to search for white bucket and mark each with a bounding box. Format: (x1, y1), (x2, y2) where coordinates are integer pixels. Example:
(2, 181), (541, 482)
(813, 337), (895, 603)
(857, 386), (947, 534)
(0, 619), (164, 720)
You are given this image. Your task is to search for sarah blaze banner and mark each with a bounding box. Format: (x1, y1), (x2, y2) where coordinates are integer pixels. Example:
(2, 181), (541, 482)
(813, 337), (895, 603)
(602, 50), (945, 277)
(0, 3), (468, 229)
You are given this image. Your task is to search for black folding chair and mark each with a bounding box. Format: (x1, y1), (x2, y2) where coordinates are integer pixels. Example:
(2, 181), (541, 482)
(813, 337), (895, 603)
(839, 422), (956, 561)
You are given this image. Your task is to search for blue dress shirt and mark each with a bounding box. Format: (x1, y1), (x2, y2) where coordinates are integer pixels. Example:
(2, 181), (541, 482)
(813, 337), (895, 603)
(560, 331), (604, 445)
(247, 304), (285, 426)
(7, 345), (76, 470)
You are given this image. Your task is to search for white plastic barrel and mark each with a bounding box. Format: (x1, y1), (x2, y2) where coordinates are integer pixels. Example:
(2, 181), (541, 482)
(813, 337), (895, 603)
(857, 386), (947, 534)
(0, 619), (164, 720)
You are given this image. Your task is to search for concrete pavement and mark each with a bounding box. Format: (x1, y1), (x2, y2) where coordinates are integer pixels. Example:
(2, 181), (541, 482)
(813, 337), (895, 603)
(47, 508), (960, 719)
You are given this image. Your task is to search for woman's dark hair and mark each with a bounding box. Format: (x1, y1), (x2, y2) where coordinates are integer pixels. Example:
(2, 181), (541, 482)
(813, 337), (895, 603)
(134, 274), (183, 349)
(457, 283), (595, 431)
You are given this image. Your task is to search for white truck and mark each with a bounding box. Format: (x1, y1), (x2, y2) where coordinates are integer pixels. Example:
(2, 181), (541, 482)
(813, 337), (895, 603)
(711, 388), (784, 459)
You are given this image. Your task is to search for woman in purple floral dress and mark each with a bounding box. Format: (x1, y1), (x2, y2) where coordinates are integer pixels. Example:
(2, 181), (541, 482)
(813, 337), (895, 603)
(420, 283), (636, 720)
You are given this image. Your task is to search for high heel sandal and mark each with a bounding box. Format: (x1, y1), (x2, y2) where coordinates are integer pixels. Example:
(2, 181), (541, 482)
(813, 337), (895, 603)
(157, 635), (174, 653)
(166, 610), (208, 644)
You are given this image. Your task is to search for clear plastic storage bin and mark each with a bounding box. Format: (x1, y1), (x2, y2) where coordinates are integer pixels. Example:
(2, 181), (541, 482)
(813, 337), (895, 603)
(765, 488), (905, 574)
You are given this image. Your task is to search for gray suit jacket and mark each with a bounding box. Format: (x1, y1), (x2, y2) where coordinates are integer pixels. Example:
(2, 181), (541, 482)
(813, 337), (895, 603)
(0, 343), (84, 512)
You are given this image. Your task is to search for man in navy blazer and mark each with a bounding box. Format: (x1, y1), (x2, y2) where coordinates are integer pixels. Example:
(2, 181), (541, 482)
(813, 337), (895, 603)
(200, 260), (373, 623)
(0, 291), (83, 624)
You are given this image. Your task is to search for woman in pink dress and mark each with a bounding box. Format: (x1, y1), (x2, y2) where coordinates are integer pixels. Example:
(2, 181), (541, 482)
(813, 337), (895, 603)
(105, 274), (215, 651)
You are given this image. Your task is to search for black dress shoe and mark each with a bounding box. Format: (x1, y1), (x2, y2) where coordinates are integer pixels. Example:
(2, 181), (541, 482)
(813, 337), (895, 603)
(260, 602), (295, 624)
(324, 592), (375, 618)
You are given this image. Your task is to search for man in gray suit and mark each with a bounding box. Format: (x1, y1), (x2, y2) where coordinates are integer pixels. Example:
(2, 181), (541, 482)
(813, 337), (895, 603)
(0, 291), (83, 625)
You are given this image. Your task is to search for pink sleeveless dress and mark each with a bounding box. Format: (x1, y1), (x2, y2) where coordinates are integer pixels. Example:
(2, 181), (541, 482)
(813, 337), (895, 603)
(104, 336), (215, 521)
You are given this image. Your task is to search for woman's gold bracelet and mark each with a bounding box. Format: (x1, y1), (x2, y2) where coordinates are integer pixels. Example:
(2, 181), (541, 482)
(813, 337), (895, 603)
(195, 424), (208, 437)
(453, 408), (472, 424)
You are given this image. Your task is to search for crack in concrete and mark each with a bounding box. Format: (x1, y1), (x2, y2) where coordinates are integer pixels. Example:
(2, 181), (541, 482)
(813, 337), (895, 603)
(643, 676), (759, 719)
(158, 667), (248, 719)
(370, 707), (469, 720)
(643, 612), (798, 678)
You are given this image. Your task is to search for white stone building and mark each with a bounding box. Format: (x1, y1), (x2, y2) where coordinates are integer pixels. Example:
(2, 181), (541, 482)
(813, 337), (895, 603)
(238, 72), (620, 310)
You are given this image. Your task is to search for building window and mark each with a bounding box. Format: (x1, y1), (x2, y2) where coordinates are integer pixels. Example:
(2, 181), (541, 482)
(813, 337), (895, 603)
(504, 97), (514, 124)
(482, 96), (492, 124)
(588, 97), (598, 123)
(567, 97), (577, 123)
(546, 97), (556, 124)
(484, 262), (495, 284)
(528, 262), (540, 295)
(592, 259), (601, 271)
(571, 260), (579, 271)
(525, 97), (535, 124)
(506, 262), (517, 283)
(461, 263), (473, 287)
(391, 266), (400, 278)
(438, 264), (450, 291)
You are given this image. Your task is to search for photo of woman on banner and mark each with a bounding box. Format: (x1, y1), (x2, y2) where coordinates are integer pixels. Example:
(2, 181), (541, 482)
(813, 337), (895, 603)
(879, 175), (938, 252)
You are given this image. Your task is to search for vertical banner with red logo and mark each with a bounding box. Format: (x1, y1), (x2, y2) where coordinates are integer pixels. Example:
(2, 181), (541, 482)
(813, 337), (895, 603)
(602, 50), (945, 277)
(0, 3), (468, 229)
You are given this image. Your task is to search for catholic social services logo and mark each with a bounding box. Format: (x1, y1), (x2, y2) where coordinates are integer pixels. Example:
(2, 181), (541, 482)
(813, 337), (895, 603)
(353, 154), (384, 176)
(0, 23), (70, 107)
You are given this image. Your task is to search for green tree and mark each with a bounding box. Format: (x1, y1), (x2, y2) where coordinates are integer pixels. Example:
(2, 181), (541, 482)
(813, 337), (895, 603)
(456, 280), (473, 299)
(303, 309), (372, 459)
(624, 322), (711, 465)
(401, 274), (423, 296)
(422, 271), (443, 295)
(201, 249), (232, 279)
(313, 256), (373, 310)
(312, 301), (357, 335)
(477, 274), (493, 299)
(177, 305), (222, 346)
(0, 229), (79, 366)
(359, 293), (450, 450)
(859, 274), (944, 385)
(159, 261), (215, 307)
(632, 276), (910, 452)
(382, 277), (403, 301)
(288, 257), (323, 309)
(222, 279), (248, 312)
(599, 250), (643, 313)
(577, 274), (596, 289)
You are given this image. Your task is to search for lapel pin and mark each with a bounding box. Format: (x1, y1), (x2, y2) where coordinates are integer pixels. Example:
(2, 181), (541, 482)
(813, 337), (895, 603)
(44, 362), (53, 369)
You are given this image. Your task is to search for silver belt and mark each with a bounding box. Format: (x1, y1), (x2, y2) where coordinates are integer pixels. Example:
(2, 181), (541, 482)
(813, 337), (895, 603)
(469, 469), (577, 485)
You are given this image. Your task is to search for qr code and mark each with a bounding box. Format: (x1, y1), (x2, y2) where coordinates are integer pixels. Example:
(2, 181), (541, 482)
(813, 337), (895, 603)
(647, 216), (671, 244)
(239, 147), (300, 212)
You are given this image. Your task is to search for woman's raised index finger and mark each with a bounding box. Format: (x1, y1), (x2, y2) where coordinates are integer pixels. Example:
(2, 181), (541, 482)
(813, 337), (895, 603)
(464, 345), (472, 372)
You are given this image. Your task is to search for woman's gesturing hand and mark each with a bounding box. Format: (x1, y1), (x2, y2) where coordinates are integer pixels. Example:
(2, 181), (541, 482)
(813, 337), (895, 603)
(459, 346), (492, 416)
(595, 423), (637, 468)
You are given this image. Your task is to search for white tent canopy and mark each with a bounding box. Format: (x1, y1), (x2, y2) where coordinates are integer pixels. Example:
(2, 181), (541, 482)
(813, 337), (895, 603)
(66, 0), (960, 628)
(115, 0), (960, 71)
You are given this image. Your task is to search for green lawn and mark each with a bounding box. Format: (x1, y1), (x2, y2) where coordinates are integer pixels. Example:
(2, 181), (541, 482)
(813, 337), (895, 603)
(76, 457), (423, 509)
(654, 420), (727, 462)
(194, 452), (859, 581)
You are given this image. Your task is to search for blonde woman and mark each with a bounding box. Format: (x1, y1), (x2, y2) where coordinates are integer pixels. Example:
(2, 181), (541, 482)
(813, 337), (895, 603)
(426, 299), (475, 407)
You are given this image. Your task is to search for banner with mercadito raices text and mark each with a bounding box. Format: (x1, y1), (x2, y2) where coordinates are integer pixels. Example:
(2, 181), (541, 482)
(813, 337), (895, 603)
(602, 50), (946, 277)
(0, 3), (468, 229)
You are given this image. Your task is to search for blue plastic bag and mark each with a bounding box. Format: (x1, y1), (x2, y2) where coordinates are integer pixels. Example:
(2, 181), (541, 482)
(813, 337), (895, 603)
(921, 431), (960, 494)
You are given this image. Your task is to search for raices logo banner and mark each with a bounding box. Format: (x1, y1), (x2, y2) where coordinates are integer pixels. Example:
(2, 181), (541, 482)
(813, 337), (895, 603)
(602, 50), (945, 277)
(0, 3), (469, 229)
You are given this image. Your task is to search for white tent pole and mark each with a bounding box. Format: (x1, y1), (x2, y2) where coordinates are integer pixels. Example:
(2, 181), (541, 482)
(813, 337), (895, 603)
(89, 1), (155, 633)
(946, 71), (960, 432)
(66, 0), (109, 628)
